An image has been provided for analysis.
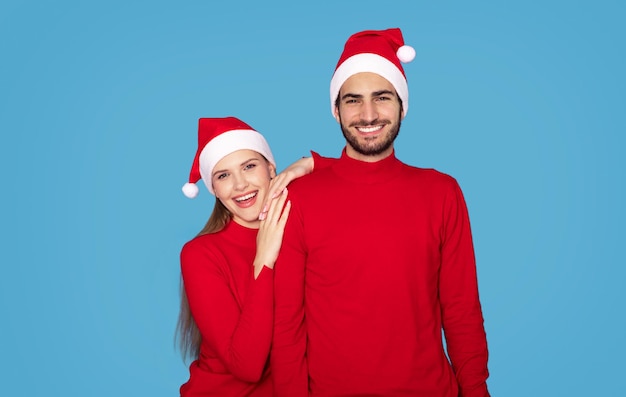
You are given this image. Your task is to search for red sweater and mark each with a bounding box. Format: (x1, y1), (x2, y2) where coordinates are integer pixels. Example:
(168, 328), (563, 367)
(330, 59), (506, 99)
(272, 150), (490, 397)
(180, 220), (273, 397)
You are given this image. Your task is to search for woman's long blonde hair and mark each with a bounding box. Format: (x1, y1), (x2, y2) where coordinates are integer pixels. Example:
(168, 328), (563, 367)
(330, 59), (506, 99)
(175, 199), (231, 361)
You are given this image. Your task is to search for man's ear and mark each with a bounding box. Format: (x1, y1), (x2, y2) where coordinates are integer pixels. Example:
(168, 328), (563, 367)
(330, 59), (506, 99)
(333, 106), (341, 123)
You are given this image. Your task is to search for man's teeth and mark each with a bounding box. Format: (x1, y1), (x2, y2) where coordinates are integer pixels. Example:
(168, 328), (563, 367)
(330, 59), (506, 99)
(357, 125), (383, 133)
(235, 192), (257, 202)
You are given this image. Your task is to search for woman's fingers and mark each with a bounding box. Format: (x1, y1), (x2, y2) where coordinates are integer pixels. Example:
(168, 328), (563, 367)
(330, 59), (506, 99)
(263, 187), (288, 225)
(277, 199), (291, 228)
(260, 176), (288, 220)
(255, 188), (290, 267)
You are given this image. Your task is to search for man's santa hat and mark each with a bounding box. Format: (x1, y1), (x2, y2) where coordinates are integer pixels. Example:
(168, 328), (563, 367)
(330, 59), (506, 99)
(182, 117), (275, 197)
(330, 28), (415, 115)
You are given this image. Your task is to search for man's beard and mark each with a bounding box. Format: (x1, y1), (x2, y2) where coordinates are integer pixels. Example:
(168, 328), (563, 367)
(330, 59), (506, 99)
(339, 115), (401, 157)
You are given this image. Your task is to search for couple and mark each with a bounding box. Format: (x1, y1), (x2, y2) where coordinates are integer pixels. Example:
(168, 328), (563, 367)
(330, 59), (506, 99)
(176, 28), (490, 397)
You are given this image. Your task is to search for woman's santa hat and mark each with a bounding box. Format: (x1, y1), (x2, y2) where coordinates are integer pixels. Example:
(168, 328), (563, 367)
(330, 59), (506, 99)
(330, 28), (415, 116)
(182, 117), (275, 198)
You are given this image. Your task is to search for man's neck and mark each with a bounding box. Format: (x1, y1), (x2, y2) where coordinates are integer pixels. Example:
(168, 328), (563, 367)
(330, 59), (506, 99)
(345, 145), (394, 163)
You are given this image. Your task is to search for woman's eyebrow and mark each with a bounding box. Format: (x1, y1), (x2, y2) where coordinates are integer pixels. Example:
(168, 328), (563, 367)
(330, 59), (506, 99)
(212, 158), (259, 177)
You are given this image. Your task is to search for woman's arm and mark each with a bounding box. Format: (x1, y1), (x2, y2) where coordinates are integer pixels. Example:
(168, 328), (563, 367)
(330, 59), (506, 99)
(181, 244), (274, 382)
(259, 152), (337, 220)
(253, 187), (291, 277)
(180, 189), (292, 382)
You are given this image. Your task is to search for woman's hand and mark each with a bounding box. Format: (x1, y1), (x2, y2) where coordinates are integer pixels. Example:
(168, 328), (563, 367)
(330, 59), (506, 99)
(258, 157), (313, 221)
(253, 187), (291, 278)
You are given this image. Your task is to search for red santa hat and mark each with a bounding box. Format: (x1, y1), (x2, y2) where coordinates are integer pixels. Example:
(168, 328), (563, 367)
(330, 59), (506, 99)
(182, 117), (275, 198)
(330, 28), (415, 116)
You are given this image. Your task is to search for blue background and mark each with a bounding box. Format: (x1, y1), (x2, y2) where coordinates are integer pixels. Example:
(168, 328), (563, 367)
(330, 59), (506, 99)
(1, 1), (624, 396)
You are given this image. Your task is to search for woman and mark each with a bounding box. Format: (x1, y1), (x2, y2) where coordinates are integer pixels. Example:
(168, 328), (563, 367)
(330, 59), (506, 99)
(176, 117), (317, 396)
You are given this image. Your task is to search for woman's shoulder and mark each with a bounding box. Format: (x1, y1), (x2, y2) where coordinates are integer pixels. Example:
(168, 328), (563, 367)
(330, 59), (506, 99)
(179, 232), (232, 278)
(181, 231), (225, 259)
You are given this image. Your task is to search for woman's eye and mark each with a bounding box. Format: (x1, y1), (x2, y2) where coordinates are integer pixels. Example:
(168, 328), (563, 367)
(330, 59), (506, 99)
(244, 163), (257, 170)
(216, 173), (228, 180)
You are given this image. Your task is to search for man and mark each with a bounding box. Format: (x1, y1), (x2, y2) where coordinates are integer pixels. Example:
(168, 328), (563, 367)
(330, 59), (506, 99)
(271, 28), (490, 397)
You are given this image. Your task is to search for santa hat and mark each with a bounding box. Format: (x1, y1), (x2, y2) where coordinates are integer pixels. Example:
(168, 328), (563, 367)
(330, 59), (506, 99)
(182, 117), (275, 198)
(330, 28), (415, 116)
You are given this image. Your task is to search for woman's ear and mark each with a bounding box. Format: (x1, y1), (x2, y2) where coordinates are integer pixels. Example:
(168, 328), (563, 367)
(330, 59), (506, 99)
(269, 163), (277, 179)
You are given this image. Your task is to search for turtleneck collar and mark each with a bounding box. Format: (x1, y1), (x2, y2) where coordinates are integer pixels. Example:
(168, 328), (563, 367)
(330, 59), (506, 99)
(332, 147), (404, 185)
(221, 218), (259, 245)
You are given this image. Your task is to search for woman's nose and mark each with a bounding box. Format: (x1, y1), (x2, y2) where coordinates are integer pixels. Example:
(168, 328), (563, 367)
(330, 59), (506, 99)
(233, 173), (249, 191)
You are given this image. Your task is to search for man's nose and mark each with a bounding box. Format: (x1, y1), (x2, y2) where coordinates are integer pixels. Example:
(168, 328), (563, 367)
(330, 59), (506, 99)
(361, 101), (378, 122)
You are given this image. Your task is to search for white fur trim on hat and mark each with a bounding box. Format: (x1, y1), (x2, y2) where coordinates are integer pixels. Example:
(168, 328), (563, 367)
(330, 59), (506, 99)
(330, 53), (409, 116)
(198, 129), (275, 195)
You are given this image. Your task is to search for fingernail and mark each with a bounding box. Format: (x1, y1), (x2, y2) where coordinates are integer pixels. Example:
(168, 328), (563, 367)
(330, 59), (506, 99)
(258, 212), (266, 221)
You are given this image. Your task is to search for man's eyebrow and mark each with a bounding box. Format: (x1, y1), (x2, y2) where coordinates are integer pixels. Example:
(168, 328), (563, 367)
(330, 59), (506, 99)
(340, 93), (363, 101)
(341, 90), (396, 100)
(372, 89), (396, 97)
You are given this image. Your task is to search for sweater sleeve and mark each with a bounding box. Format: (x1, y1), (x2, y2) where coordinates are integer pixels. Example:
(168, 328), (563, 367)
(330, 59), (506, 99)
(271, 199), (308, 397)
(439, 179), (490, 397)
(311, 150), (337, 170)
(181, 243), (274, 383)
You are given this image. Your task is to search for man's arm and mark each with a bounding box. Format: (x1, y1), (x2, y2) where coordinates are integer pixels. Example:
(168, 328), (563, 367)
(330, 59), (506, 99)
(439, 179), (490, 397)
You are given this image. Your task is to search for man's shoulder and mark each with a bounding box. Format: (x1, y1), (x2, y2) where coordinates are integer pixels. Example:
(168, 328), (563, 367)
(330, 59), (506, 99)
(400, 162), (459, 186)
(289, 164), (337, 188)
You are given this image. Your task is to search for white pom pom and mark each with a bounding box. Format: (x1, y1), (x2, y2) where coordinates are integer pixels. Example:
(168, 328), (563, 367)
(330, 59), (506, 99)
(397, 45), (416, 63)
(182, 182), (199, 199)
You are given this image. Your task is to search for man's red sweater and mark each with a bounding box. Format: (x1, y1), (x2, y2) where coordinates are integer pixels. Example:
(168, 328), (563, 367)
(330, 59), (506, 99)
(271, 150), (490, 397)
